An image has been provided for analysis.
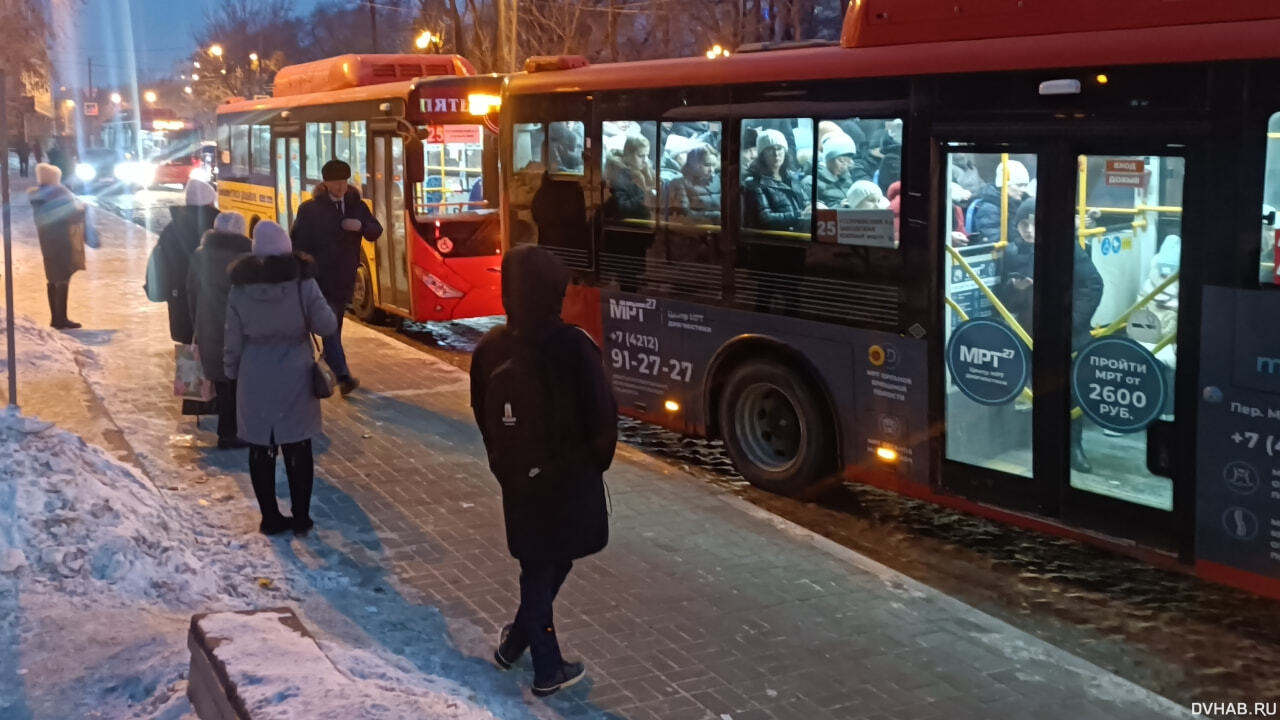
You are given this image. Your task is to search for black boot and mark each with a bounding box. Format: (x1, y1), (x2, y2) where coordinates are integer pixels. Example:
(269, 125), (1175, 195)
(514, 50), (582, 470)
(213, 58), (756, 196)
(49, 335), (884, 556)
(282, 440), (315, 535)
(52, 283), (80, 330)
(46, 283), (58, 327)
(249, 445), (291, 535)
(1070, 418), (1093, 474)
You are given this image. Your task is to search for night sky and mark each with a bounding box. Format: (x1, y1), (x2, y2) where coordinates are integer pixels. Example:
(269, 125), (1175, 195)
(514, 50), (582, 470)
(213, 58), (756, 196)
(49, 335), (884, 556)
(53, 0), (328, 91)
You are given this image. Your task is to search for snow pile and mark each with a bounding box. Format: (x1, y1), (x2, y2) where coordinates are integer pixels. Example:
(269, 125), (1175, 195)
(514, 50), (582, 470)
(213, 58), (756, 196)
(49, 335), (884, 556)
(0, 411), (234, 606)
(202, 611), (497, 720)
(0, 311), (90, 377)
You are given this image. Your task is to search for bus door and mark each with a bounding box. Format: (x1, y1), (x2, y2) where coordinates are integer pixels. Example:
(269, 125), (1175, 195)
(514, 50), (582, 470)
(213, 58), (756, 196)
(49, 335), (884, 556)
(938, 135), (1195, 553)
(272, 128), (303, 228)
(370, 130), (411, 312)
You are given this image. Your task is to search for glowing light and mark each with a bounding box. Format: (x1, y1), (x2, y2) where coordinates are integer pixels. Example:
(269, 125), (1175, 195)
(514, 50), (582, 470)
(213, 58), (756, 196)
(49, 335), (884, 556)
(109, 92), (122, 104)
(705, 44), (729, 60)
(193, 60), (201, 69)
(209, 44), (223, 58)
(415, 30), (440, 50)
(184, 86), (193, 95)
(467, 93), (501, 116)
(63, 99), (75, 108)
(191, 73), (199, 81)
(664, 400), (680, 413)
(249, 52), (259, 62)
(1095, 73), (1109, 85)
(144, 90), (157, 104)
(152, 119), (186, 131)
(875, 446), (898, 462)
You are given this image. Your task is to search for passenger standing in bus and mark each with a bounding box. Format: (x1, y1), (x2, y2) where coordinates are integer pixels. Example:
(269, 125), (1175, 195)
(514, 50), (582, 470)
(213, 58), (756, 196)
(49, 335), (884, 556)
(290, 160), (383, 396)
(816, 134), (860, 209)
(742, 129), (809, 232)
(997, 199), (1037, 333)
(603, 135), (656, 221)
(224, 221), (337, 536)
(967, 160), (1030, 245)
(187, 212), (252, 449)
(665, 146), (722, 226)
(146, 178), (218, 345)
(471, 245), (616, 698)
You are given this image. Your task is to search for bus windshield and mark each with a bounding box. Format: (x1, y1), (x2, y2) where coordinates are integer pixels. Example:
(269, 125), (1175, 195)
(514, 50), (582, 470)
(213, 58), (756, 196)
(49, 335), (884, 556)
(414, 123), (492, 216)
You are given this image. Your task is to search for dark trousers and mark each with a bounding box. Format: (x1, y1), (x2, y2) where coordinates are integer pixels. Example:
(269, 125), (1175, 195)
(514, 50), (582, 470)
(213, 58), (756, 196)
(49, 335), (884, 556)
(321, 301), (350, 380)
(248, 439), (314, 522)
(213, 380), (237, 440)
(506, 559), (573, 683)
(18, 157), (28, 177)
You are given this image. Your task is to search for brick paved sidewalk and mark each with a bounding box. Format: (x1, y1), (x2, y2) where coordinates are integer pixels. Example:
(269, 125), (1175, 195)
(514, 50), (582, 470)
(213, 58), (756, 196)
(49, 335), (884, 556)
(0, 182), (1194, 720)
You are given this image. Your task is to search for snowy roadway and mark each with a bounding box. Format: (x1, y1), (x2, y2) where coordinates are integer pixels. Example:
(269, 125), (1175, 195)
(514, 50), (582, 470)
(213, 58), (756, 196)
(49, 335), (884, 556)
(0, 174), (1202, 720)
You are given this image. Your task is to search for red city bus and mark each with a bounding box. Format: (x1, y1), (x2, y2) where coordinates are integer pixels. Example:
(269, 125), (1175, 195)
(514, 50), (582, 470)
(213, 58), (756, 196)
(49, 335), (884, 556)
(501, 3), (1280, 597)
(216, 54), (504, 324)
(101, 108), (204, 187)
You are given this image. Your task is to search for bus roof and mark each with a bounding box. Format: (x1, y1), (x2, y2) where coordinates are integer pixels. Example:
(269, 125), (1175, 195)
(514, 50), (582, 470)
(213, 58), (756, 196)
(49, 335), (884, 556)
(506, 16), (1280, 96)
(217, 80), (415, 116)
(272, 53), (475, 97)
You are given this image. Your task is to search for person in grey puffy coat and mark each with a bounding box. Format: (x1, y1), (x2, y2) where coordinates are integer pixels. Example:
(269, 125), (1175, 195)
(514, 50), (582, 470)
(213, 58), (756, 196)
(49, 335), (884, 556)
(224, 221), (337, 536)
(188, 212), (252, 449)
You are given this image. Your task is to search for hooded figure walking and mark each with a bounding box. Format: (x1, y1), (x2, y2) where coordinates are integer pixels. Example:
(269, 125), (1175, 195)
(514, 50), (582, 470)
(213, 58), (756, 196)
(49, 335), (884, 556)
(188, 212), (253, 448)
(30, 163), (90, 329)
(470, 245), (617, 697)
(147, 178), (218, 344)
(225, 221), (337, 536)
(290, 160), (382, 396)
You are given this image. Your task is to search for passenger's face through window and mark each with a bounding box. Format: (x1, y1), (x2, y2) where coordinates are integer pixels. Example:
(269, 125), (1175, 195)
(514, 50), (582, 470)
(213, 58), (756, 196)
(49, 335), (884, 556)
(761, 145), (785, 175)
(1017, 213), (1035, 244)
(830, 154), (853, 177)
(1007, 181), (1028, 201)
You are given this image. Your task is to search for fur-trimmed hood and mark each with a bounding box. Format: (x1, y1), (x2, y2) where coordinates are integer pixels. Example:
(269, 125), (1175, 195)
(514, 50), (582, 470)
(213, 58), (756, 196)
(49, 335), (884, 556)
(198, 230), (252, 254)
(229, 251), (317, 286)
(311, 183), (364, 203)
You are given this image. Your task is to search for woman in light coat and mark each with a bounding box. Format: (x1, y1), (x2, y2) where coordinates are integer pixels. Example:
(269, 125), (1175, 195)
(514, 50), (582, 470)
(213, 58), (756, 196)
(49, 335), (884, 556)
(224, 221), (337, 536)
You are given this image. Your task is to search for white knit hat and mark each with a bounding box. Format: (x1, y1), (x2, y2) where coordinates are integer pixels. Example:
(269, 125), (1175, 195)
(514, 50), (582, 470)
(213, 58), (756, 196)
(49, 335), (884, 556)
(212, 211), (247, 236)
(995, 160), (1031, 188)
(756, 129), (788, 155)
(35, 163), (61, 186)
(845, 180), (888, 210)
(251, 220), (291, 256)
(821, 133), (857, 165)
(185, 178), (217, 206)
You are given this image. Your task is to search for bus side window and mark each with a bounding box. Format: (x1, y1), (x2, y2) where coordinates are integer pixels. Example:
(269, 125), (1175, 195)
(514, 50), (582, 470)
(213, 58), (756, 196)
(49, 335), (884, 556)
(660, 120), (722, 229)
(601, 120), (658, 223)
(217, 124), (231, 169)
(250, 125), (270, 176)
(740, 118), (813, 241)
(231, 125), (249, 178)
(1261, 112), (1280, 285)
(304, 123), (323, 183)
(509, 122), (546, 248)
(547, 121), (585, 176)
(350, 121), (368, 195)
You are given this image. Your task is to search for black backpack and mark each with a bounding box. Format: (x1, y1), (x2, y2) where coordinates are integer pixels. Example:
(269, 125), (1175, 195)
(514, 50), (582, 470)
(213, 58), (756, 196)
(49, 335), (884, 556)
(481, 329), (564, 487)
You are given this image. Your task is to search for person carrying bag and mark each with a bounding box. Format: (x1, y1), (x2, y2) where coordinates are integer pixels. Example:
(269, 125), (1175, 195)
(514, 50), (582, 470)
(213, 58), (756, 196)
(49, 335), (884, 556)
(224, 221), (337, 536)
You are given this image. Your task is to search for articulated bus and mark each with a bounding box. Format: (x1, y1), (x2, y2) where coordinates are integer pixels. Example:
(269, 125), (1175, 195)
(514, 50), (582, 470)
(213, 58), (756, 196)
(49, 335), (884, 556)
(216, 54), (505, 323)
(501, 3), (1280, 597)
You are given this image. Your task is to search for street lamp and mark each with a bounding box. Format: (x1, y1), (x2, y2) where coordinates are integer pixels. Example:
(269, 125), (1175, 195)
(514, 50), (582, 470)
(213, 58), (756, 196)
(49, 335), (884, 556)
(415, 29), (440, 51)
(110, 92), (122, 104)
(705, 44), (730, 59)
(144, 90), (157, 104)
(193, 60), (201, 69)
(184, 86), (193, 95)
(209, 44), (223, 58)
(249, 52), (259, 63)
(191, 73), (199, 81)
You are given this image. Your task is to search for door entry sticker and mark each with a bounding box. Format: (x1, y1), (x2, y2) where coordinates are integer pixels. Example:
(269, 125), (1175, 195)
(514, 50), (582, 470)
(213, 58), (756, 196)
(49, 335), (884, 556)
(945, 319), (1029, 406)
(1071, 337), (1168, 434)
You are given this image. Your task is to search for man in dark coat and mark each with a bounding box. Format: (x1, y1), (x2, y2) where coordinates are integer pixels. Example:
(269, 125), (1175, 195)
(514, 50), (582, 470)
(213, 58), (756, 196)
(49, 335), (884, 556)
(188, 212), (253, 448)
(290, 160), (383, 396)
(147, 179), (218, 344)
(470, 245), (617, 697)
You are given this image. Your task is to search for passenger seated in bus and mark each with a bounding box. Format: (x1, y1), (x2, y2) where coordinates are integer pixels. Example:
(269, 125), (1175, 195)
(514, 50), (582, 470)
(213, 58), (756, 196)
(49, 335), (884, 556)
(548, 123), (584, 174)
(816, 134), (859, 209)
(997, 198), (1036, 332)
(843, 180), (889, 211)
(661, 133), (698, 187)
(604, 135), (657, 221)
(967, 160), (1030, 245)
(742, 129), (810, 233)
(665, 147), (722, 226)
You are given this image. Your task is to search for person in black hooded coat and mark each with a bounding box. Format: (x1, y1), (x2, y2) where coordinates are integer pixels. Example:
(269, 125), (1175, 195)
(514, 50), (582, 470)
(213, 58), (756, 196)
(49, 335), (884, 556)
(470, 245), (616, 697)
(147, 179), (218, 344)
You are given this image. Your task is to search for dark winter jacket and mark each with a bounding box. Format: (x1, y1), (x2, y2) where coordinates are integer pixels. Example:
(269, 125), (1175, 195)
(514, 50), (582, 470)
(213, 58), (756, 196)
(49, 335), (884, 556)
(29, 183), (85, 283)
(816, 164), (854, 209)
(603, 152), (655, 222)
(470, 245), (616, 562)
(666, 174), (722, 225)
(187, 230), (251, 382)
(997, 200), (1036, 332)
(225, 252), (337, 446)
(290, 184), (383, 307)
(148, 204), (217, 344)
(531, 174), (588, 252)
(876, 133), (902, 193)
(1072, 242), (1105, 348)
(743, 172), (808, 233)
(968, 182), (1023, 247)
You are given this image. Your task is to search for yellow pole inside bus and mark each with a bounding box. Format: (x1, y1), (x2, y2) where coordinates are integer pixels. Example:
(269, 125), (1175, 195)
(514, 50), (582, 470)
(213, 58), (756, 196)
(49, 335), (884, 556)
(1077, 155), (1089, 250)
(999, 153), (1009, 249)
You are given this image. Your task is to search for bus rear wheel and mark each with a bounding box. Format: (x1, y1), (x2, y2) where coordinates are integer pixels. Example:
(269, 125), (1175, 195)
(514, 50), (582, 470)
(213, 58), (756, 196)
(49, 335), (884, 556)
(718, 360), (831, 496)
(351, 258), (386, 324)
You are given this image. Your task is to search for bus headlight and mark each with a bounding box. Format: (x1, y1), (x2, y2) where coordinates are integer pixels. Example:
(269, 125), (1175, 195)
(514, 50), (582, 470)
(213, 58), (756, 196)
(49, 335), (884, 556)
(422, 273), (463, 299)
(74, 163), (97, 182)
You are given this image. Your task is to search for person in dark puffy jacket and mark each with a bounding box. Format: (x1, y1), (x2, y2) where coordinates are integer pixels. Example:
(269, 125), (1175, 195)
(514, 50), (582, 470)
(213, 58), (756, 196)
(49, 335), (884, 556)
(815, 133), (860, 209)
(289, 160), (382, 396)
(29, 163), (87, 329)
(742, 129), (809, 233)
(665, 146), (721, 225)
(188, 212), (252, 448)
(147, 179), (218, 343)
(968, 160), (1030, 246)
(470, 245), (616, 698)
(603, 135), (656, 221)
(997, 198), (1037, 333)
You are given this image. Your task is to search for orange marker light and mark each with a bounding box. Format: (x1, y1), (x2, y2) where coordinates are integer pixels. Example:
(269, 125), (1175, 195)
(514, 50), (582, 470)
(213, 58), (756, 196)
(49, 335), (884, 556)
(875, 446), (898, 462)
(664, 400), (680, 412)
(1095, 74), (1109, 85)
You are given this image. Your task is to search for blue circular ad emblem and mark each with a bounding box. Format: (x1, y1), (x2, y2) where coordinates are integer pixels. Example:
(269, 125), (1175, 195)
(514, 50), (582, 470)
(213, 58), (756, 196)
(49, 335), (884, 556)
(945, 319), (1030, 406)
(1071, 337), (1167, 434)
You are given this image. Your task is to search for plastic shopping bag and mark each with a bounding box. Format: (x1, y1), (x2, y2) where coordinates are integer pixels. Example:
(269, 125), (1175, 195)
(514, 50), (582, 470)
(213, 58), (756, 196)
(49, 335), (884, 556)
(174, 343), (214, 402)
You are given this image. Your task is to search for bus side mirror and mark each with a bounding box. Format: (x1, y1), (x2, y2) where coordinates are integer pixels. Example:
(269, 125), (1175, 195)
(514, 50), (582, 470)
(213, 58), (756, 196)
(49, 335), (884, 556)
(406, 139), (424, 184)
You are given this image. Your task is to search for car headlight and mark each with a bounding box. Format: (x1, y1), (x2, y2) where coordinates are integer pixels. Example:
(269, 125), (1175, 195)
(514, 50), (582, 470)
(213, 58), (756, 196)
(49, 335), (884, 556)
(74, 163), (96, 182)
(188, 166), (212, 183)
(114, 161), (156, 187)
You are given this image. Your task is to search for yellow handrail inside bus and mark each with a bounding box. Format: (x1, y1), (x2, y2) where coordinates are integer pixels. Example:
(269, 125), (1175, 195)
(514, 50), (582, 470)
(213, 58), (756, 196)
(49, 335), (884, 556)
(944, 244), (1032, 348)
(1077, 155), (1088, 250)
(998, 152), (1009, 252)
(944, 296), (967, 321)
(1089, 205), (1183, 215)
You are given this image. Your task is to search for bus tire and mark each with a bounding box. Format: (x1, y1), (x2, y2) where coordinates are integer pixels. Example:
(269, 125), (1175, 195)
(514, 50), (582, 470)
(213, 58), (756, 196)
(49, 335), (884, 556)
(717, 360), (831, 496)
(351, 258), (386, 324)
